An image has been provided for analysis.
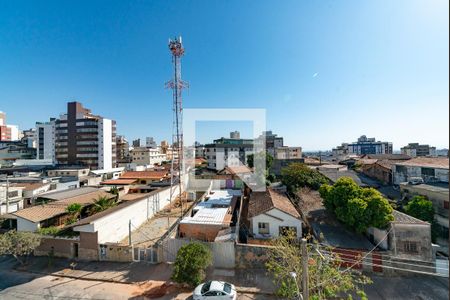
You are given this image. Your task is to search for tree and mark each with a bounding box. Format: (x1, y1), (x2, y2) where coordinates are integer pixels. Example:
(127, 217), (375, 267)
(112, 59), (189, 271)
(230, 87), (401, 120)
(319, 177), (394, 233)
(171, 242), (212, 287)
(88, 196), (117, 215)
(0, 231), (41, 265)
(281, 163), (328, 192)
(247, 151), (273, 170)
(404, 196), (434, 223)
(266, 230), (371, 299)
(404, 195), (439, 242)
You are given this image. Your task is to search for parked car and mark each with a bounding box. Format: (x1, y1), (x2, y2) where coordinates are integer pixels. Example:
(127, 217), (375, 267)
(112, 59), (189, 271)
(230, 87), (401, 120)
(408, 177), (424, 185)
(193, 281), (237, 300)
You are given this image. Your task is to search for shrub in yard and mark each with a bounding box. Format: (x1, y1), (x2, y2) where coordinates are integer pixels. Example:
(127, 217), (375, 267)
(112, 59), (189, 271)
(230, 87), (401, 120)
(171, 242), (212, 287)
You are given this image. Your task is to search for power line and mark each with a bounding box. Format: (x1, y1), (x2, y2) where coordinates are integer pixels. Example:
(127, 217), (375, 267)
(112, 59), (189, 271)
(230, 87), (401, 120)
(317, 249), (449, 272)
(310, 227), (393, 290)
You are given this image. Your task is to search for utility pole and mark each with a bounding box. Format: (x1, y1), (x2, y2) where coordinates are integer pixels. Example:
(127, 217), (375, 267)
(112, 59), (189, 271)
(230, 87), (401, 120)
(128, 219), (132, 246)
(301, 238), (309, 300)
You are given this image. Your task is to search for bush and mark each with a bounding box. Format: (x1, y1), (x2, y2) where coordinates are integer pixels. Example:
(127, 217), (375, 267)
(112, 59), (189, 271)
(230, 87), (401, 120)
(0, 230), (41, 265)
(38, 226), (61, 236)
(171, 242), (212, 287)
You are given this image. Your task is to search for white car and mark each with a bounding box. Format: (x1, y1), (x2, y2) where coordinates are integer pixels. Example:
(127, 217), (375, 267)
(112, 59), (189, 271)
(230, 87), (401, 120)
(193, 281), (237, 300)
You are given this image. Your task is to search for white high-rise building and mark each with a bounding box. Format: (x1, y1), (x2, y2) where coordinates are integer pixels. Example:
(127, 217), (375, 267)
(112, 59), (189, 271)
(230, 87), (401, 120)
(36, 119), (56, 163)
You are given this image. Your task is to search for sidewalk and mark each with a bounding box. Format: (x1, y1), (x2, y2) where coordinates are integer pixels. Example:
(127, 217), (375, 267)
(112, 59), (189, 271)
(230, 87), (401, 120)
(13, 256), (172, 284)
(11, 256), (276, 295)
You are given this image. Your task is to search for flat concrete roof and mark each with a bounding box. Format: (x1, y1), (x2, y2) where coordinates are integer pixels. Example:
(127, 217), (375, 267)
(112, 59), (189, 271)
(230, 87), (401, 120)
(180, 189), (241, 225)
(400, 182), (449, 193)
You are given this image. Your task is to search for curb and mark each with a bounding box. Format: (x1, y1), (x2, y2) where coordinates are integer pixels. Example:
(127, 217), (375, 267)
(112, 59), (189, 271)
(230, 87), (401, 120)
(13, 268), (133, 285)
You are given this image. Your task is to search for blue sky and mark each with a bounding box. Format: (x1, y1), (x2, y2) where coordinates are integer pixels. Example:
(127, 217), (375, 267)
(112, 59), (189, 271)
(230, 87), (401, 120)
(0, 0), (448, 150)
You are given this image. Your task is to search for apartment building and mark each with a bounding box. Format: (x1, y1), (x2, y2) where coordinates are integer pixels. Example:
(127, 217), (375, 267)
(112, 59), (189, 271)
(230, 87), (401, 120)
(116, 135), (130, 163)
(130, 147), (166, 166)
(392, 157), (449, 185)
(55, 102), (116, 170)
(255, 131), (283, 156)
(333, 135), (392, 156)
(36, 119), (56, 163)
(145, 137), (157, 148)
(205, 135), (254, 171)
(275, 146), (302, 159)
(0, 111), (19, 141)
(401, 143), (437, 157)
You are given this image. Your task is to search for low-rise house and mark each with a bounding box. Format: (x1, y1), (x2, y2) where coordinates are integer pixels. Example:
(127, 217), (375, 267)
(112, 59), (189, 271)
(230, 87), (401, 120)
(361, 160), (406, 185)
(399, 182), (449, 254)
(0, 184), (24, 214)
(13, 187), (114, 232)
(13, 182), (52, 207)
(247, 188), (302, 240)
(270, 158), (305, 176)
(369, 210), (433, 262)
(178, 189), (241, 242)
(392, 157), (449, 185)
(120, 171), (169, 185)
(130, 147), (166, 166)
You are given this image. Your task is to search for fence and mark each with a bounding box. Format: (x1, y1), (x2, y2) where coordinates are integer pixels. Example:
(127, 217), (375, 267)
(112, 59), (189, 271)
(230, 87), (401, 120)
(157, 238), (235, 268)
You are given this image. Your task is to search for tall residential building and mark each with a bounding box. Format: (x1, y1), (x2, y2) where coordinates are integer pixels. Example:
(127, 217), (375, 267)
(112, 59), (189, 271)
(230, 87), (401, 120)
(21, 128), (36, 149)
(36, 119), (56, 162)
(230, 131), (240, 139)
(132, 138), (141, 148)
(145, 137), (157, 148)
(116, 135), (130, 163)
(205, 137), (254, 170)
(255, 131), (284, 156)
(333, 135), (392, 156)
(401, 143), (437, 157)
(275, 146), (302, 159)
(55, 102), (116, 170)
(130, 147), (166, 166)
(0, 111), (19, 141)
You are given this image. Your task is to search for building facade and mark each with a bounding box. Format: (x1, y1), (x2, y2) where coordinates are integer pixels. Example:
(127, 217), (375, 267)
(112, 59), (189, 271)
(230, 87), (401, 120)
(55, 102), (116, 170)
(0, 111), (19, 141)
(275, 146), (302, 159)
(205, 136), (254, 171)
(115, 135), (130, 163)
(401, 143), (437, 157)
(36, 119), (56, 163)
(130, 147), (166, 166)
(145, 137), (157, 148)
(392, 157), (449, 185)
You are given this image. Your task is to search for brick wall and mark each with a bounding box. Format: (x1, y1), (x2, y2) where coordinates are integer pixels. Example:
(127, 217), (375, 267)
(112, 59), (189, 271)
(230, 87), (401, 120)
(178, 223), (224, 242)
(99, 243), (133, 262)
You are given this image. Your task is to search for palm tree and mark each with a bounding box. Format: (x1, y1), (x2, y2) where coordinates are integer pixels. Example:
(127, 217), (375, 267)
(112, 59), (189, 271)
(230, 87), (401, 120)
(65, 203), (82, 225)
(88, 195), (117, 215)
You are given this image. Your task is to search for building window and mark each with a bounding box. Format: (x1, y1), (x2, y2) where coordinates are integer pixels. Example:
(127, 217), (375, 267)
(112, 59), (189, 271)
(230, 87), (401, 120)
(258, 222), (270, 234)
(402, 241), (418, 254)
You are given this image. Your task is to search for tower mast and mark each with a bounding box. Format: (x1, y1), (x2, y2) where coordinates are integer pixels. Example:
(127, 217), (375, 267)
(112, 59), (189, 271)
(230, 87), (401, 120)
(166, 36), (188, 218)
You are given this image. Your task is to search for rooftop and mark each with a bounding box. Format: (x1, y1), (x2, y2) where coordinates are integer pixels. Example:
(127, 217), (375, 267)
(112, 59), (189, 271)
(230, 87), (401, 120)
(180, 189), (240, 225)
(318, 169), (380, 187)
(248, 188), (300, 219)
(13, 188), (112, 222)
(392, 210), (429, 225)
(394, 157), (449, 169)
(12, 182), (50, 191)
(100, 179), (137, 185)
(37, 187), (100, 201)
(120, 171), (169, 180)
(399, 182), (449, 193)
(362, 154), (411, 160)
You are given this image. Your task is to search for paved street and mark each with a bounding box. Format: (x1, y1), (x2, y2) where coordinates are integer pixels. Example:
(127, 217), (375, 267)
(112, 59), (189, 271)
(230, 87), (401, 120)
(0, 256), (448, 300)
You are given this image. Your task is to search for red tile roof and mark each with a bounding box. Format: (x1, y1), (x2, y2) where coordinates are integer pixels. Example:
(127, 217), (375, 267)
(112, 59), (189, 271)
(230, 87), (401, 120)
(120, 171), (168, 180)
(394, 157), (449, 169)
(100, 179), (137, 185)
(248, 188), (300, 219)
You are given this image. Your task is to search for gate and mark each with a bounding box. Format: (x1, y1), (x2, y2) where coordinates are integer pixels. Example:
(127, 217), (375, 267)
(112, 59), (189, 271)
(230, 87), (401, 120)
(133, 246), (158, 263)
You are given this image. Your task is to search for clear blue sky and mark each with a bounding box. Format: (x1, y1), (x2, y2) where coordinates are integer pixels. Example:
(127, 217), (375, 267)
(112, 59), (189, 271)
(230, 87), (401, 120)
(0, 0), (448, 151)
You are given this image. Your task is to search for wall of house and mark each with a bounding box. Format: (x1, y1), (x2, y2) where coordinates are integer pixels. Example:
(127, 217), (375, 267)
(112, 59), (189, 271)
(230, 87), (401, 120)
(178, 223), (224, 241)
(393, 166), (449, 185)
(16, 217), (39, 231)
(389, 223), (433, 262)
(99, 243), (133, 262)
(74, 186), (181, 244)
(250, 208), (302, 239)
(362, 164), (390, 184)
(367, 227), (389, 250)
